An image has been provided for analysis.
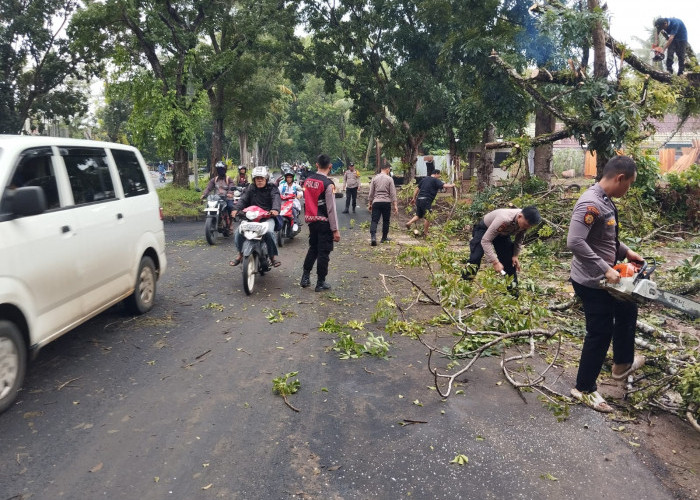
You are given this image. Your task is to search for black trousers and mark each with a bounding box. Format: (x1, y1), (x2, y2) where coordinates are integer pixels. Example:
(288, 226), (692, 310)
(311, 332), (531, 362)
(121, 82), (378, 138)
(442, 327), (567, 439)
(345, 187), (358, 210)
(303, 221), (334, 281)
(572, 280), (638, 392)
(465, 222), (517, 281)
(370, 201), (391, 239)
(667, 39), (687, 75)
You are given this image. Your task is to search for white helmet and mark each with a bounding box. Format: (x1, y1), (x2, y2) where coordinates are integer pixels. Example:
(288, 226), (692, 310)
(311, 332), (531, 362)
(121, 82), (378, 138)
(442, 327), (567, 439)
(252, 166), (268, 180)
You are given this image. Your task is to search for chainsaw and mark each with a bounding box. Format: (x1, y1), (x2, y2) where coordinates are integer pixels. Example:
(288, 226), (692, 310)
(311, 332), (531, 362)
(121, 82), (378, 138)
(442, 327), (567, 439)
(602, 258), (700, 318)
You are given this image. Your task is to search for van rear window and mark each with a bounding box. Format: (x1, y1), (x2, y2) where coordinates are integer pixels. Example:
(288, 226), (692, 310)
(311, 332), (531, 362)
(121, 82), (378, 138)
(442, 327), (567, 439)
(111, 149), (148, 197)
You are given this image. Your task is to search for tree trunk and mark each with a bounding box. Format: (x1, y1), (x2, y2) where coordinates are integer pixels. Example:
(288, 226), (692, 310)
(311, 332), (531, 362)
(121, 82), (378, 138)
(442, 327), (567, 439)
(533, 108), (556, 183)
(363, 132), (374, 170)
(449, 129), (461, 195)
(172, 146), (190, 188)
(238, 131), (249, 168)
(588, 0), (610, 180)
(209, 84), (225, 176)
(478, 124), (496, 191)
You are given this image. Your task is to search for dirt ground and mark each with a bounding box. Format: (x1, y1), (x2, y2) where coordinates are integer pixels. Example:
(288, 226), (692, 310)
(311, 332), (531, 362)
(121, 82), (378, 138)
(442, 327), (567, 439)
(351, 181), (700, 499)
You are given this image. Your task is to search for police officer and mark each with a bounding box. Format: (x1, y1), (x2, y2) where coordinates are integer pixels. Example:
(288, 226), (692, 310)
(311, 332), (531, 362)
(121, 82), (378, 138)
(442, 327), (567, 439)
(300, 154), (341, 292)
(567, 155), (645, 413)
(463, 206), (541, 285)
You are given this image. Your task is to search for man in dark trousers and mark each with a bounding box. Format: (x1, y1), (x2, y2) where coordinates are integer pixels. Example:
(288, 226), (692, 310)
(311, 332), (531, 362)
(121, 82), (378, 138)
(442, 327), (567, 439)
(567, 155), (645, 413)
(342, 162), (361, 213)
(300, 154), (341, 292)
(367, 162), (398, 245)
(405, 170), (455, 236)
(463, 206), (541, 285)
(653, 17), (688, 75)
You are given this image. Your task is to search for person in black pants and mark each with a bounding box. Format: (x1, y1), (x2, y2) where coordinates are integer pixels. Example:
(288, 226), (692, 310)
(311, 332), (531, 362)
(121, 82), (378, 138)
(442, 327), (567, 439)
(367, 162), (398, 245)
(567, 155), (645, 412)
(300, 154), (341, 292)
(342, 162), (360, 213)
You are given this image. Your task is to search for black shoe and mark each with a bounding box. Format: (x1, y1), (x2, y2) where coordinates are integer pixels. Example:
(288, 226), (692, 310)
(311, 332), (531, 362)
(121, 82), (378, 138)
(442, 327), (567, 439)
(342, 209), (349, 214)
(371, 235), (377, 246)
(300, 272), (311, 288)
(380, 237), (391, 243)
(315, 281), (331, 292)
(352, 208), (356, 213)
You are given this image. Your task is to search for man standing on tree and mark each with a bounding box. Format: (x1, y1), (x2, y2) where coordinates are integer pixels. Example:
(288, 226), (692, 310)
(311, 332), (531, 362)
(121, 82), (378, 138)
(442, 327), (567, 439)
(300, 154), (341, 292)
(567, 156), (645, 413)
(342, 161), (361, 214)
(405, 170), (455, 236)
(653, 17), (688, 75)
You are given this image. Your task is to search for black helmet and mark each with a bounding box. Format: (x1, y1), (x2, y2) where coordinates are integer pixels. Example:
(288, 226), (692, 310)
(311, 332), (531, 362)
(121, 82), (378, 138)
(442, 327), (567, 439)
(215, 161), (226, 176)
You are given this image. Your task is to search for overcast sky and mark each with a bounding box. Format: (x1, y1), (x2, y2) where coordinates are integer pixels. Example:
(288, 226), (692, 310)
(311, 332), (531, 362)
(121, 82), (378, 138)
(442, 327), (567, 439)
(605, 0), (698, 50)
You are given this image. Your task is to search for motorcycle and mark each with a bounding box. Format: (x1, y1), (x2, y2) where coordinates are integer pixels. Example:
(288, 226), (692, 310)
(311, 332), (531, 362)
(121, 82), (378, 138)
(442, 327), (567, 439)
(277, 191), (302, 247)
(203, 188), (242, 245)
(237, 205), (277, 295)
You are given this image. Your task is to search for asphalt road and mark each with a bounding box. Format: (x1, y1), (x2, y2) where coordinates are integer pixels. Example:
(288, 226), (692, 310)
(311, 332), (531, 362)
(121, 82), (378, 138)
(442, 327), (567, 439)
(0, 197), (679, 499)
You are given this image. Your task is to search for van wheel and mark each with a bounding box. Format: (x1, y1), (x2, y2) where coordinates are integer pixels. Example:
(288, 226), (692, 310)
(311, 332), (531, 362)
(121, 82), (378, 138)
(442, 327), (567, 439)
(0, 321), (26, 414)
(126, 256), (157, 314)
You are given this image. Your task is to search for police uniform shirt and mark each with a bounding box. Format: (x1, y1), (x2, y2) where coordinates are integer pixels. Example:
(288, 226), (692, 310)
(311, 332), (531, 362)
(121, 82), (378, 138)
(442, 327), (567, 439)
(481, 208), (527, 264)
(567, 183), (629, 288)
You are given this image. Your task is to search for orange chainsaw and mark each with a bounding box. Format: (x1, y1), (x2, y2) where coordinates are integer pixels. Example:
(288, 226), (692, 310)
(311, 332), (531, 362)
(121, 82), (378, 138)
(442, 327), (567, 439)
(602, 258), (700, 318)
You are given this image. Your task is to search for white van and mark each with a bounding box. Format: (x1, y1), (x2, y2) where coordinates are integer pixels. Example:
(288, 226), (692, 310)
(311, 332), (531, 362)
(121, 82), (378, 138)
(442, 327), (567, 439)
(0, 136), (167, 413)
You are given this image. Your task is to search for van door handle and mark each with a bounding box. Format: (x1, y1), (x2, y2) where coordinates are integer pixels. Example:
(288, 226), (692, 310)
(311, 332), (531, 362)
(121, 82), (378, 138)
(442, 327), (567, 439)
(117, 213), (123, 220)
(61, 225), (70, 233)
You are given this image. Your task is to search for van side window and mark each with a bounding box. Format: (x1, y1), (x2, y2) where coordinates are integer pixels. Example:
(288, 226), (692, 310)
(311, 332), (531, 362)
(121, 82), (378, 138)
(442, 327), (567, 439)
(61, 148), (116, 205)
(4, 147), (60, 210)
(111, 149), (148, 197)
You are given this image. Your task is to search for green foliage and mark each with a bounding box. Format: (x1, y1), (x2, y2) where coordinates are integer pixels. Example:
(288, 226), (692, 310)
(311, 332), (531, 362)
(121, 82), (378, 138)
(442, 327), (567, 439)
(0, 0), (95, 133)
(537, 395), (570, 422)
(628, 150), (661, 199)
(319, 318), (345, 334)
(662, 164), (700, 227)
(157, 183), (206, 218)
(272, 371), (300, 396)
(678, 364), (700, 412)
(321, 317), (391, 360)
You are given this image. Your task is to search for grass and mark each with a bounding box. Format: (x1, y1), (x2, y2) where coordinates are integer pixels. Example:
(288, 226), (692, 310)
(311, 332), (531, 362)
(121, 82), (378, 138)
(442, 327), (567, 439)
(157, 180), (208, 218)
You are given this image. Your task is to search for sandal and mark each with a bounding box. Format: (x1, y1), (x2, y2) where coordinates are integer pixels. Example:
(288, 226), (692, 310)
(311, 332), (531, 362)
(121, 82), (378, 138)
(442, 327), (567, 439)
(611, 355), (646, 381)
(229, 256), (243, 267)
(571, 388), (614, 413)
(270, 259), (281, 267)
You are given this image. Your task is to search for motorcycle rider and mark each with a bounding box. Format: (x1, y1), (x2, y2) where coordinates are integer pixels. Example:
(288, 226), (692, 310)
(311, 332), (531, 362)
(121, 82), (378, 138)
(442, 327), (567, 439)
(236, 165), (249, 188)
(230, 166), (282, 267)
(279, 169), (302, 232)
(201, 161), (235, 234)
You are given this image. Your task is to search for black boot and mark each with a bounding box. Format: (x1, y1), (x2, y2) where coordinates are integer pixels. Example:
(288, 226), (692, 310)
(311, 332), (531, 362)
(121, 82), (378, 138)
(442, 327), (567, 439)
(300, 271), (311, 288)
(315, 281), (331, 292)
(342, 208), (349, 214)
(352, 207), (356, 213)
(370, 233), (377, 246)
(380, 235), (391, 243)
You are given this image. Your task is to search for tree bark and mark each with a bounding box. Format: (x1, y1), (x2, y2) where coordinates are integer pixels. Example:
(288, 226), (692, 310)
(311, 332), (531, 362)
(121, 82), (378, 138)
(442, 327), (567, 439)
(533, 109), (556, 183)
(588, 0), (610, 180)
(209, 84), (225, 176)
(238, 131), (249, 168)
(478, 124), (496, 191)
(172, 146), (190, 187)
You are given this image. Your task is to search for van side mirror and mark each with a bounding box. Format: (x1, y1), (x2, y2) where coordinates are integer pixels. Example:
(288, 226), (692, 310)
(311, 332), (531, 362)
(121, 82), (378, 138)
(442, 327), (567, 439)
(8, 186), (47, 216)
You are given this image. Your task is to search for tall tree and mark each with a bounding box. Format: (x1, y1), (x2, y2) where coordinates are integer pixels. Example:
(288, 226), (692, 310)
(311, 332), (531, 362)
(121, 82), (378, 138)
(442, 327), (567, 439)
(304, 0), (452, 183)
(0, 0), (96, 133)
(489, 0), (700, 179)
